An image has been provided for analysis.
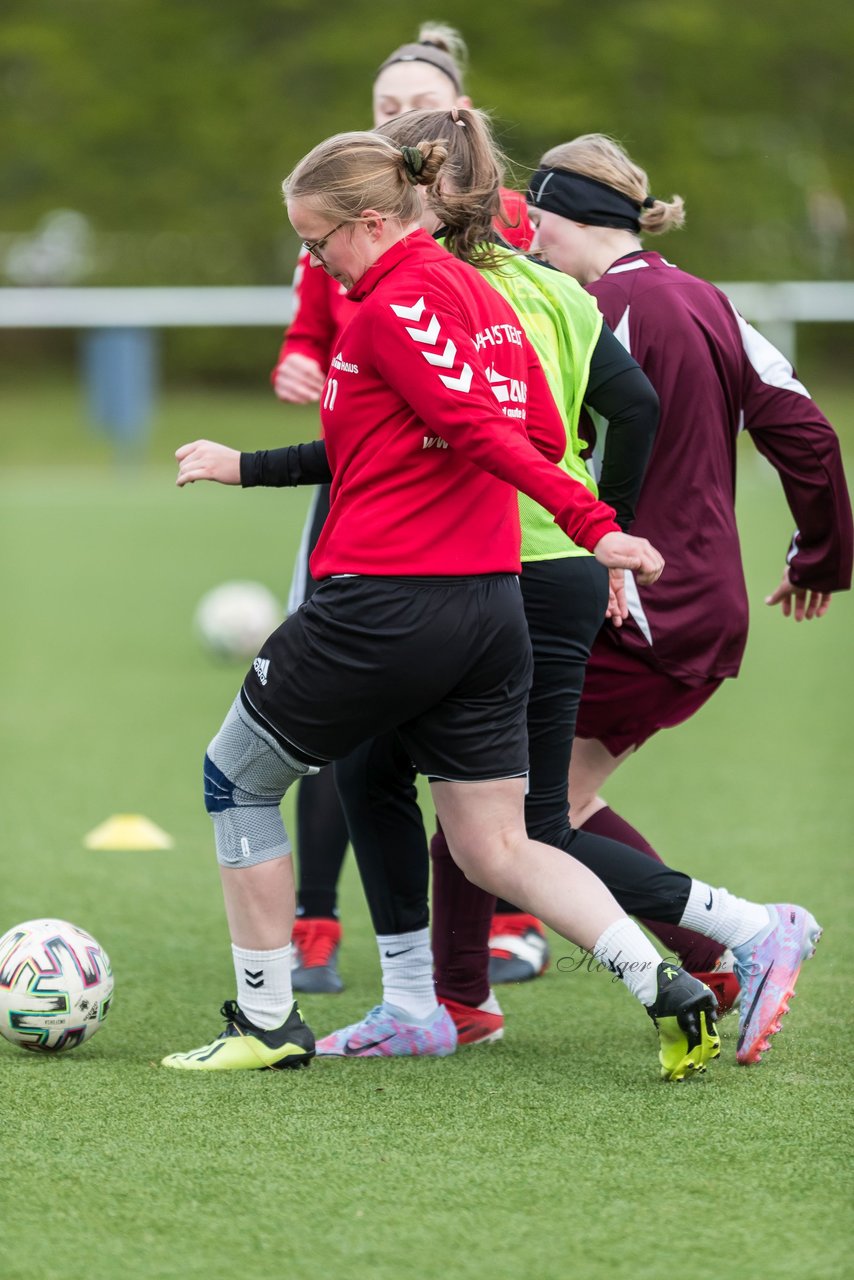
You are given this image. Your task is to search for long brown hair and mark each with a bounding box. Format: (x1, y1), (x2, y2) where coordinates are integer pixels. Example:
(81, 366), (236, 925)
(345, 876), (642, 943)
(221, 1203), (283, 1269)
(378, 107), (511, 268)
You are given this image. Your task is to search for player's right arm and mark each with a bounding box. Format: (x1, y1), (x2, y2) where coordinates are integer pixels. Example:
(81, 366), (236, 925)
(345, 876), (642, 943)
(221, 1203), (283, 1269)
(736, 312), (853, 602)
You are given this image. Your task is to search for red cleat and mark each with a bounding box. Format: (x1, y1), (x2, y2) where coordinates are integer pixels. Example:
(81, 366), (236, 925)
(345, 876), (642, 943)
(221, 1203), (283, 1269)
(488, 912), (549, 984)
(691, 949), (741, 1016)
(440, 990), (504, 1045)
(291, 917), (343, 994)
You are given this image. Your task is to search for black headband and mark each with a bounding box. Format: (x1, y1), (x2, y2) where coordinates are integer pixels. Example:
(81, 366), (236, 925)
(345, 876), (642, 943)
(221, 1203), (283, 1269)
(527, 168), (653, 233)
(376, 41), (462, 94)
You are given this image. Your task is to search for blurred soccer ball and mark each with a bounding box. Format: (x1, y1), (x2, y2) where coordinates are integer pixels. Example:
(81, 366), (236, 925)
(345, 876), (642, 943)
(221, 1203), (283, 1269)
(0, 919), (114, 1054)
(194, 580), (282, 661)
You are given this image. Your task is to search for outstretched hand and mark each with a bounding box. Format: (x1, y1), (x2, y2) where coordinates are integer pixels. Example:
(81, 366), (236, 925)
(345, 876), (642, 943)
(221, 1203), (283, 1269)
(765, 567), (832, 621)
(593, 531), (664, 586)
(175, 439), (241, 487)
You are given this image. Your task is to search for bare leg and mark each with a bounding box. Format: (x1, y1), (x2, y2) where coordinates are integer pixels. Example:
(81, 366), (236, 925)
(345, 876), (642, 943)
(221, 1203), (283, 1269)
(219, 857), (296, 951)
(431, 776), (625, 952)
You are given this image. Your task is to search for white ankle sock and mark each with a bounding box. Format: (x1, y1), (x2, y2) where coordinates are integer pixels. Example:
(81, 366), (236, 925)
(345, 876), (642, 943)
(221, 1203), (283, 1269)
(376, 928), (436, 1020)
(592, 918), (660, 1005)
(678, 882), (770, 951)
(232, 943), (294, 1030)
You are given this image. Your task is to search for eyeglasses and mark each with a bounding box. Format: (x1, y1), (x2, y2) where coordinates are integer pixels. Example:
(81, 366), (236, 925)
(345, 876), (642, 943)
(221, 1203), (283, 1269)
(302, 220), (350, 261)
(301, 216), (388, 262)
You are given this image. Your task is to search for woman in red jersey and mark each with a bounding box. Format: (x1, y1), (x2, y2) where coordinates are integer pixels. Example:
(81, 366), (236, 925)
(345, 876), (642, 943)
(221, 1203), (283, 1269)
(165, 131), (722, 1081)
(524, 133), (851, 1022)
(273, 23), (535, 993)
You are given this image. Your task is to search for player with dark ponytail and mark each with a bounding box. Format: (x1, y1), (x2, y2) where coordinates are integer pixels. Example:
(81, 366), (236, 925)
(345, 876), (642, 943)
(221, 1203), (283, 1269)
(270, 25), (534, 995)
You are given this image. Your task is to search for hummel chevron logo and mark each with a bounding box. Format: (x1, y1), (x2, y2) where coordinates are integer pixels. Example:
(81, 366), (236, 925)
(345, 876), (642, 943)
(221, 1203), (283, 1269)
(390, 296), (426, 322)
(404, 313), (441, 344)
(438, 367), (473, 392)
(390, 296), (473, 394)
(244, 969), (264, 989)
(253, 656), (269, 685)
(422, 337), (457, 368)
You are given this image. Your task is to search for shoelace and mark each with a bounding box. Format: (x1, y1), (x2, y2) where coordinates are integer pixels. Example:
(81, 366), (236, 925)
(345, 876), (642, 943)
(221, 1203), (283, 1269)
(219, 999), (243, 1035)
(217, 999), (280, 1069)
(293, 923), (340, 967)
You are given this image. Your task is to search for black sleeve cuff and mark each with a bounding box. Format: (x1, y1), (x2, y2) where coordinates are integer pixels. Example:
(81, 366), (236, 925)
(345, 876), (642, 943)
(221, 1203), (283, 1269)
(240, 440), (332, 488)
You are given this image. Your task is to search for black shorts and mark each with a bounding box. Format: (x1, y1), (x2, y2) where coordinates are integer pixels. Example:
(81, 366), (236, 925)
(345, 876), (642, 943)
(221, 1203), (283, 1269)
(241, 573), (533, 782)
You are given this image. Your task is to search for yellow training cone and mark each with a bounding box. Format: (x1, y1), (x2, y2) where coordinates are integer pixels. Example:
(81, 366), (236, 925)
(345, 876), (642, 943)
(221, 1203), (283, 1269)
(84, 814), (174, 851)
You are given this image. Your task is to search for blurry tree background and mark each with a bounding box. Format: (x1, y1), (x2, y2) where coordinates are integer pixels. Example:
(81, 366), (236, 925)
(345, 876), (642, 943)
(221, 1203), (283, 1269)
(1, 0), (851, 379)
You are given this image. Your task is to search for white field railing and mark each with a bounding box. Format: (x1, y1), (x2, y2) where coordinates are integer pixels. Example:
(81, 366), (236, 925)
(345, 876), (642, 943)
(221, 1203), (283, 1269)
(0, 287), (296, 328)
(2, 281), (854, 351)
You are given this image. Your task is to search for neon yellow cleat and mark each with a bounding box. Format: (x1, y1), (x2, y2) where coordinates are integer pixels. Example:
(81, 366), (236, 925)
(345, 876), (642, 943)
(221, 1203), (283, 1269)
(647, 962), (720, 1081)
(162, 1000), (315, 1071)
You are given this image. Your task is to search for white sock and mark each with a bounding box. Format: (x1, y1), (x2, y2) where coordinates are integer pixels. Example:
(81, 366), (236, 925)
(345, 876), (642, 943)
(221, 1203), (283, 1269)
(678, 882), (770, 951)
(232, 943), (294, 1030)
(592, 918), (660, 1006)
(376, 928), (437, 1020)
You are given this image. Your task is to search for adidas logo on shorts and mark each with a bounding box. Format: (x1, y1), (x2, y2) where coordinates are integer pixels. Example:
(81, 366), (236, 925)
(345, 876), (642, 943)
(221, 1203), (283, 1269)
(253, 656), (270, 686)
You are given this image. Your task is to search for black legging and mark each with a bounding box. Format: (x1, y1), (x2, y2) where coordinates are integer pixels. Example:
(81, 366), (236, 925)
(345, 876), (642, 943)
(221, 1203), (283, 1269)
(335, 556), (693, 936)
(333, 734), (429, 935)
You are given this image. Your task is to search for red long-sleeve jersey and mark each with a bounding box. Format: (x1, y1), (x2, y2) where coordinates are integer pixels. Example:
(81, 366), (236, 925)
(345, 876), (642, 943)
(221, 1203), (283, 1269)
(310, 230), (619, 579)
(273, 189), (534, 377)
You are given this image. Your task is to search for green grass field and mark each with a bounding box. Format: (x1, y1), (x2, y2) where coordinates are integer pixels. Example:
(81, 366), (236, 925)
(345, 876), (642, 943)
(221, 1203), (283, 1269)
(1, 376), (852, 1280)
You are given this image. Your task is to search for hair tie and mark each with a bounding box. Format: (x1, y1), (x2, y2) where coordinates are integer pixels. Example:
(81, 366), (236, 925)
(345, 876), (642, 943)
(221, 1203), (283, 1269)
(642, 195), (656, 208)
(450, 107), (466, 127)
(401, 145), (424, 183)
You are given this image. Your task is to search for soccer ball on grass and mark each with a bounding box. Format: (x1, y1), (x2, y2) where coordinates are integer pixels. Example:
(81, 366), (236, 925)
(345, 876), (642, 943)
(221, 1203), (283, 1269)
(0, 918), (114, 1054)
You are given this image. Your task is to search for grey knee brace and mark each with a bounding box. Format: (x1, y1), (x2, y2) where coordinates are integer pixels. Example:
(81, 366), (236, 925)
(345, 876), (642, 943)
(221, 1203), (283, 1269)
(204, 696), (319, 868)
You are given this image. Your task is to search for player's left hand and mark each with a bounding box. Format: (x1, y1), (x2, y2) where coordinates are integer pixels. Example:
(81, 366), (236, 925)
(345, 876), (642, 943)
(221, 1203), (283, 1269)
(764, 567), (832, 621)
(605, 569), (626, 627)
(175, 439), (241, 487)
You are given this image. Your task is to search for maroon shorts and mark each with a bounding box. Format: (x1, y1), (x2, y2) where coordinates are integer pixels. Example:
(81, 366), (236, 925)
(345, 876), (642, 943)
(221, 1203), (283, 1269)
(576, 632), (722, 757)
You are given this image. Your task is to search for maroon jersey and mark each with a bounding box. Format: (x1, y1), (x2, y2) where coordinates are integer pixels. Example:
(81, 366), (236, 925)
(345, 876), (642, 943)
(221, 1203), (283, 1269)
(310, 230), (619, 579)
(584, 251), (852, 683)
